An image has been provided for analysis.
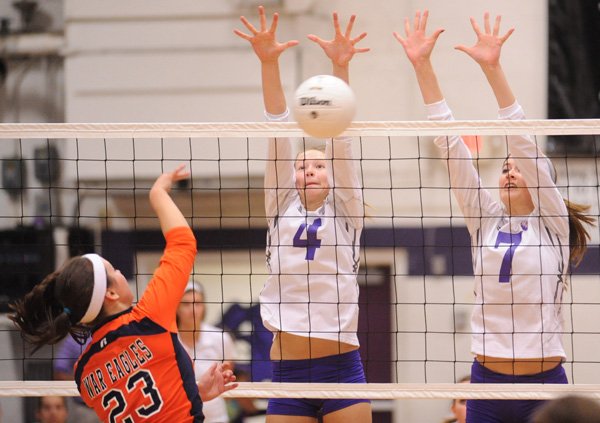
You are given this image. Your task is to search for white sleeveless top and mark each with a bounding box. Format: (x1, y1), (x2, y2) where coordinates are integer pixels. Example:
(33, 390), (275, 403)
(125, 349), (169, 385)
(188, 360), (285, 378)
(428, 100), (570, 359)
(179, 323), (236, 423)
(259, 109), (364, 346)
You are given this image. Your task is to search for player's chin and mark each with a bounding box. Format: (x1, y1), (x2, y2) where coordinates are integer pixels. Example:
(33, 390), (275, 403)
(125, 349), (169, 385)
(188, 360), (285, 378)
(308, 187), (328, 196)
(303, 186), (322, 194)
(304, 190), (326, 204)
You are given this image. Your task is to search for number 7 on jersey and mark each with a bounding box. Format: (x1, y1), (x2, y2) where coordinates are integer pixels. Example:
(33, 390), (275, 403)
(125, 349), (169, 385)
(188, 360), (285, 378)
(494, 230), (522, 283)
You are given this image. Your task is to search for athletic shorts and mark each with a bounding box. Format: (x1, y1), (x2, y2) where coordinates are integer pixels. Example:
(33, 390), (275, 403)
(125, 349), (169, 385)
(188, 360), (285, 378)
(467, 359), (567, 423)
(267, 350), (370, 417)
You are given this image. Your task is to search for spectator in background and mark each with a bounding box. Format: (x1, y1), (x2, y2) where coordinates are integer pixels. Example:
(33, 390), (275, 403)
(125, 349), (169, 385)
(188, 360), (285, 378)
(177, 281), (237, 423)
(35, 396), (68, 423)
(53, 337), (98, 423)
(532, 395), (600, 423)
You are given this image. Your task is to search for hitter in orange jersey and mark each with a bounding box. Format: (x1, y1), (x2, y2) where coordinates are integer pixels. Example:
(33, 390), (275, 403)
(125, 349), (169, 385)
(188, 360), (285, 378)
(10, 165), (237, 422)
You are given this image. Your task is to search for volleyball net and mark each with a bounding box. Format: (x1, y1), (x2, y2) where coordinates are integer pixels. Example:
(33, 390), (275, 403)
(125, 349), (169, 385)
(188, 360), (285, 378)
(1, 119), (600, 401)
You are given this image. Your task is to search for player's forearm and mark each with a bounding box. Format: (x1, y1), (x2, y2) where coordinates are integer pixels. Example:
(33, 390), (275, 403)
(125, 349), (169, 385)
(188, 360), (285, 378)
(150, 188), (188, 234)
(413, 60), (444, 105)
(262, 60), (287, 115)
(479, 63), (515, 109)
(333, 63), (349, 85)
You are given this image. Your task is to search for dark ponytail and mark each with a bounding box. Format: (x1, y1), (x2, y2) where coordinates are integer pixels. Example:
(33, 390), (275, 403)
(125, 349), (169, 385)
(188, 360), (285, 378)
(9, 256), (97, 352)
(565, 199), (596, 267)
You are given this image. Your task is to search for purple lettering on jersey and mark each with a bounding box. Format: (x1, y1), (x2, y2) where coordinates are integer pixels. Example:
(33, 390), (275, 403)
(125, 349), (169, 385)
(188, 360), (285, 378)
(293, 218), (322, 260)
(494, 230), (523, 283)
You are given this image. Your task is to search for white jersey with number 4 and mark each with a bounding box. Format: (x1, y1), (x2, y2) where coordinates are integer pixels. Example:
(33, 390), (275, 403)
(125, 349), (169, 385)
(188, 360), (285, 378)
(259, 109), (363, 346)
(428, 100), (570, 360)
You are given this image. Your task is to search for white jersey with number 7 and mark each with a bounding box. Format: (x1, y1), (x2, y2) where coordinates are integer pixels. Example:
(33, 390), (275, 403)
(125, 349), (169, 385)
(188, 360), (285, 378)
(428, 99), (570, 360)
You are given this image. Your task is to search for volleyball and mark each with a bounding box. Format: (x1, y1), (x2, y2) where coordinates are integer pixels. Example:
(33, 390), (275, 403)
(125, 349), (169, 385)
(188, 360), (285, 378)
(292, 74), (356, 138)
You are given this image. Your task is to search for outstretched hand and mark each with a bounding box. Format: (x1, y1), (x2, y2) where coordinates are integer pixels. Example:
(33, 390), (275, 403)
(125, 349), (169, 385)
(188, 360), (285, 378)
(393, 10), (444, 66)
(152, 164), (190, 194)
(149, 163), (191, 233)
(234, 5), (298, 63)
(198, 362), (238, 402)
(455, 12), (514, 67)
(307, 12), (369, 68)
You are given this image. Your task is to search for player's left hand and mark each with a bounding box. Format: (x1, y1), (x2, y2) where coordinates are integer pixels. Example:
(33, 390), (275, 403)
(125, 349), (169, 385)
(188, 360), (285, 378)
(198, 361), (238, 402)
(393, 10), (444, 66)
(455, 12), (514, 67)
(308, 12), (369, 68)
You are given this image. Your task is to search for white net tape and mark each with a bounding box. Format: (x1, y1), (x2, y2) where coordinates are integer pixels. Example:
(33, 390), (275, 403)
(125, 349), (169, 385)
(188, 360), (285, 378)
(2, 381), (600, 400)
(1, 119), (599, 138)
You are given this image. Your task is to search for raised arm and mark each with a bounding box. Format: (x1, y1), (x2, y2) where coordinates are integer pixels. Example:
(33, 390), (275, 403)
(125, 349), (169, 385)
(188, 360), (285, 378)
(393, 10), (444, 105)
(457, 13), (568, 236)
(150, 164), (191, 234)
(395, 11), (500, 233)
(235, 6), (299, 217)
(234, 5), (298, 115)
(308, 12), (369, 225)
(137, 165), (197, 331)
(323, 137), (362, 226)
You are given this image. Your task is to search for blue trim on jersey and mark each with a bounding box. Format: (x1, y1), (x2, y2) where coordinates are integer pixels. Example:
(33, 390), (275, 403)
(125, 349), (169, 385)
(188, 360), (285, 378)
(171, 333), (204, 421)
(90, 307), (134, 334)
(351, 227), (359, 273)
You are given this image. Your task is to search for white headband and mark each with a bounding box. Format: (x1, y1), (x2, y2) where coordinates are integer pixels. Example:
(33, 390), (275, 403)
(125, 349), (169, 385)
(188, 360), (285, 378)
(80, 254), (108, 324)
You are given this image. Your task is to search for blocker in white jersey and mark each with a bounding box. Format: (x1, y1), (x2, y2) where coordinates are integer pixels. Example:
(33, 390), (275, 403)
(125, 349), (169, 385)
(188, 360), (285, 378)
(260, 109), (363, 347)
(235, 6), (372, 421)
(429, 100), (570, 360)
(397, 10), (594, 423)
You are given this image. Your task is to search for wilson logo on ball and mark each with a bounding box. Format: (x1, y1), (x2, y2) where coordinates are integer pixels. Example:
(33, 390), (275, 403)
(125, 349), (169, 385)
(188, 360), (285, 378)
(299, 97), (332, 106)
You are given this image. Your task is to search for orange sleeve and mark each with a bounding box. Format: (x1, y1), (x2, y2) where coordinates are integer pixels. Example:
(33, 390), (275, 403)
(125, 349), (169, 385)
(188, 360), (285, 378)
(133, 226), (197, 332)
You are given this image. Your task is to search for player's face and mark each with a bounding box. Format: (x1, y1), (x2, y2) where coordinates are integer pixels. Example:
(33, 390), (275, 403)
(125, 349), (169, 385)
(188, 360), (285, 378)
(295, 149), (330, 211)
(499, 158), (534, 214)
(103, 259), (134, 306)
(177, 290), (205, 330)
(37, 396), (68, 423)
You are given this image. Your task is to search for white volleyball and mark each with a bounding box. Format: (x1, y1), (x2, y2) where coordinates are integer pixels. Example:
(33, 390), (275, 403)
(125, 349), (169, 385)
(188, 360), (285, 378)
(292, 75), (356, 138)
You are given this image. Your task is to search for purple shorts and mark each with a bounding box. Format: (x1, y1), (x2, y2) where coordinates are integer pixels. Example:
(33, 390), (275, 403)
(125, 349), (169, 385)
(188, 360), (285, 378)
(267, 350), (370, 417)
(467, 359), (568, 423)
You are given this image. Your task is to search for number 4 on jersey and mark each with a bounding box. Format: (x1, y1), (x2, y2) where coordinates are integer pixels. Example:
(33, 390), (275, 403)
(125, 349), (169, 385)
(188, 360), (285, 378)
(293, 218), (322, 260)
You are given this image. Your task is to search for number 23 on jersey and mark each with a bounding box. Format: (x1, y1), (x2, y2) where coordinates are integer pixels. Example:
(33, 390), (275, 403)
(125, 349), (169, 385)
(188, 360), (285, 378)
(102, 370), (163, 423)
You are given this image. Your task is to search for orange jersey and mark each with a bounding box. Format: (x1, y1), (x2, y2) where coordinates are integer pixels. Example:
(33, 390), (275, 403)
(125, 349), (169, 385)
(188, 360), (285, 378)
(75, 227), (201, 422)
